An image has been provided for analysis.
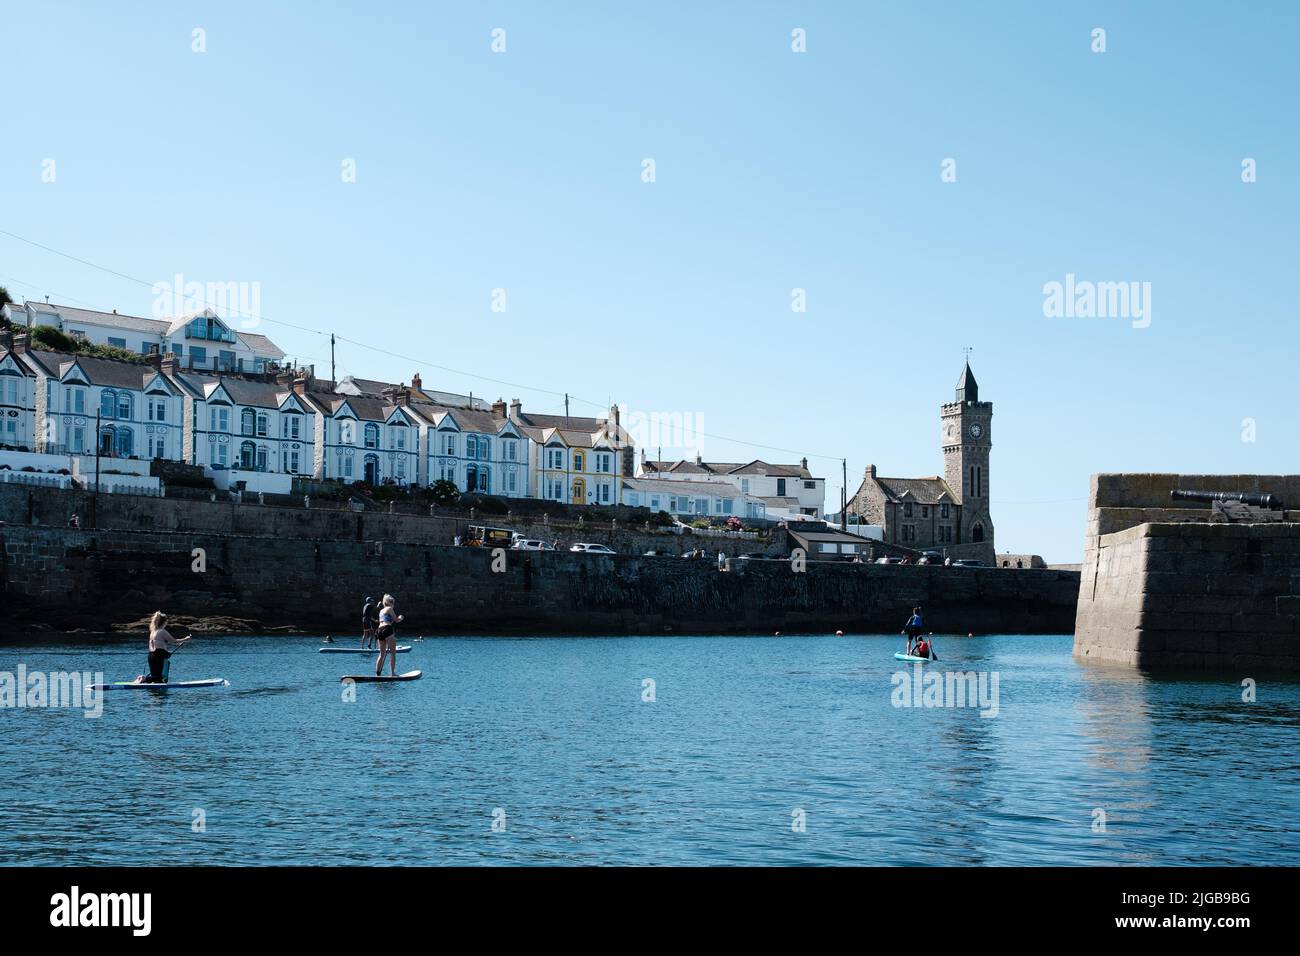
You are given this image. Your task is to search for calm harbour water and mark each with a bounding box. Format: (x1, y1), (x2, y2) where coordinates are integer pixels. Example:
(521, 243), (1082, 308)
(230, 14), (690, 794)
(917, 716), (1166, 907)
(1, 633), (1297, 866)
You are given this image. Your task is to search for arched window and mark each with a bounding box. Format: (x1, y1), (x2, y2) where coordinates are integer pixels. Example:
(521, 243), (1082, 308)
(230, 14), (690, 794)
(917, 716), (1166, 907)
(117, 392), (132, 420)
(100, 390), (116, 419)
(364, 423), (380, 449)
(972, 523), (985, 543)
(466, 435), (478, 459)
(114, 427), (133, 457)
(477, 436), (490, 460)
(240, 441), (256, 469)
(242, 409), (256, 435)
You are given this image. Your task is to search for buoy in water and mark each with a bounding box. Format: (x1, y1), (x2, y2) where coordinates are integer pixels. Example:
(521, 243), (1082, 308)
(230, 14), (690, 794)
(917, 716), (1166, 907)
(835, 630), (844, 637)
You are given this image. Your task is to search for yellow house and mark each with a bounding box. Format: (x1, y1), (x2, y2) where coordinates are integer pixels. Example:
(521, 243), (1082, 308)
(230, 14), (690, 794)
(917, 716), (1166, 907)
(515, 405), (633, 506)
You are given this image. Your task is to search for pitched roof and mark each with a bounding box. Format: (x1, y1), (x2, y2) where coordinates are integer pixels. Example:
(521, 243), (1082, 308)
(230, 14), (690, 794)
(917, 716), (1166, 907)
(22, 348), (154, 389)
(955, 360), (979, 402)
(411, 403), (519, 435)
(873, 476), (955, 504)
(172, 371), (298, 410)
(236, 331), (285, 359)
(33, 302), (167, 335)
(643, 458), (813, 479)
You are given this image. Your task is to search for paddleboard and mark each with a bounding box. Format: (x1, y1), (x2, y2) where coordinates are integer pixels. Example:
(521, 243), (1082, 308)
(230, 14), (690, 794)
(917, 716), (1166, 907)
(893, 653), (934, 663)
(319, 645), (411, 654)
(340, 671), (422, 683)
(93, 678), (230, 691)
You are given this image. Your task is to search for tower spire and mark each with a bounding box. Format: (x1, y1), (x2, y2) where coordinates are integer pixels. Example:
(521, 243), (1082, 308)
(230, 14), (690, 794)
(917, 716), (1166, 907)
(955, 352), (978, 403)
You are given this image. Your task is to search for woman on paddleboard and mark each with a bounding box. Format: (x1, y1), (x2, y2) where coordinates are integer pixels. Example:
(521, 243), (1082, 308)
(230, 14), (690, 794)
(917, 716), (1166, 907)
(375, 594), (405, 677)
(144, 611), (190, 683)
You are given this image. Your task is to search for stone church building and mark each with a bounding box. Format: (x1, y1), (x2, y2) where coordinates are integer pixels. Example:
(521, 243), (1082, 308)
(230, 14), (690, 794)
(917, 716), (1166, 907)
(846, 361), (995, 564)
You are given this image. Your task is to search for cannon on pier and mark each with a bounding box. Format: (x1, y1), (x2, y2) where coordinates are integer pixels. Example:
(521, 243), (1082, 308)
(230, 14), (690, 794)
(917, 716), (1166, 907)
(1170, 489), (1285, 522)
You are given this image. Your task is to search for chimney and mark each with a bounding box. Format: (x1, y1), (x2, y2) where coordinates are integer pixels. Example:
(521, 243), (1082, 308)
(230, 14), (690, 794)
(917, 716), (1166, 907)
(509, 398), (521, 419)
(800, 457), (808, 471)
(12, 333), (29, 354)
(292, 371), (308, 397)
(411, 373), (422, 391)
(492, 398), (507, 420)
(865, 464), (877, 480)
(695, 452), (703, 466)
(161, 353), (178, 375)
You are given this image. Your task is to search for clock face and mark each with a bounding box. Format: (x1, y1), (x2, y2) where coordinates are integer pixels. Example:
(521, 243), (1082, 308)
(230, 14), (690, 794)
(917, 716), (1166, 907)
(944, 423), (956, 442)
(969, 423), (983, 439)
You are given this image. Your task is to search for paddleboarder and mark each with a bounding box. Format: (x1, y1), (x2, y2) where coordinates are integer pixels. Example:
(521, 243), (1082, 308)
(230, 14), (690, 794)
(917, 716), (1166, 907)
(143, 611), (190, 684)
(374, 594), (405, 677)
(902, 607), (924, 656)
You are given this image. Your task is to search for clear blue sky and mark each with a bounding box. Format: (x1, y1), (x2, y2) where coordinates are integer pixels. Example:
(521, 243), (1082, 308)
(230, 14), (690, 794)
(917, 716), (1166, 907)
(2, 2), (1297, 562)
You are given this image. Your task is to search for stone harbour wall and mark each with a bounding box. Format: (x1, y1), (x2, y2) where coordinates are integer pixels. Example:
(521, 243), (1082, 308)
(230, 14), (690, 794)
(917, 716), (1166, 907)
(0, 524), (1079, 636)
(1074, 473), (1300, 671)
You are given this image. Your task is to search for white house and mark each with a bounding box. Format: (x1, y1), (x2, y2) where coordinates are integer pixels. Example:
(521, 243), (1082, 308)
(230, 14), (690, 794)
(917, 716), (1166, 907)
(639, 454), (825, 518)
(313, 394), (421, 486)
(2, 301), (285, 374)
(0, 344), (37, 450)
(621, 476), (766, 519)
(171, 365), (320, 481)
(21, 348), (184, 461)
(411, 399), (530, 497)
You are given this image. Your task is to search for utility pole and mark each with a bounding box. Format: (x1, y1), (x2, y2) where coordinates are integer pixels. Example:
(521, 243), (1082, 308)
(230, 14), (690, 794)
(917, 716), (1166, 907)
(330, 333), (336, 383)
(841, 458), (847, 531)
(564, 393), (569, 418)
(92, 410), (101, 529)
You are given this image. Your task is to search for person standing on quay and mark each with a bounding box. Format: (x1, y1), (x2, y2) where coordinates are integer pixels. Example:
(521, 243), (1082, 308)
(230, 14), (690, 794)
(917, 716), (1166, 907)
(375, 594), (405, 677)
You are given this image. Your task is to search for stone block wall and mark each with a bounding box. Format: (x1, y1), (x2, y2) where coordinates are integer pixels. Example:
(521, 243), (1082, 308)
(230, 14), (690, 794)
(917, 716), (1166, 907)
(0, 524), (1079, 636)
(1074, 473), (1300, 671)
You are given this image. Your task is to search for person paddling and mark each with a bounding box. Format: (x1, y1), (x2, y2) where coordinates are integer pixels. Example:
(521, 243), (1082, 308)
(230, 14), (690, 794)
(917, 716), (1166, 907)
(360, 595), (378, 649)
(374, 594), (405, 677)
(902, 606), (924, 655)
(914, 634), (932, 660)
(143, 611), (190, 684)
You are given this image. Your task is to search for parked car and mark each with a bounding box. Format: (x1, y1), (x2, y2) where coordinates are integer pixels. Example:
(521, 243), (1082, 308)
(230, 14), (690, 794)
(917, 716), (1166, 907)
(511, 539), (549, 551)
(875, 556), (902, 565)
(952, 559), (984, 568)
(644, 548), (671, 556)
(919, 551), (943, 564)
(570, 543), (617, 555)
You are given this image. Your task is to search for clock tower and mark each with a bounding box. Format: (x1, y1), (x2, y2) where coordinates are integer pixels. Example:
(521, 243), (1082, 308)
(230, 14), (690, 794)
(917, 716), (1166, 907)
(941, 360), (994, 557)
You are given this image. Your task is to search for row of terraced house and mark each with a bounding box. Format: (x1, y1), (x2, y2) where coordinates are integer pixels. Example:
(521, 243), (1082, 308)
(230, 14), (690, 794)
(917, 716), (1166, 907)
(0, 301), (825, 520)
